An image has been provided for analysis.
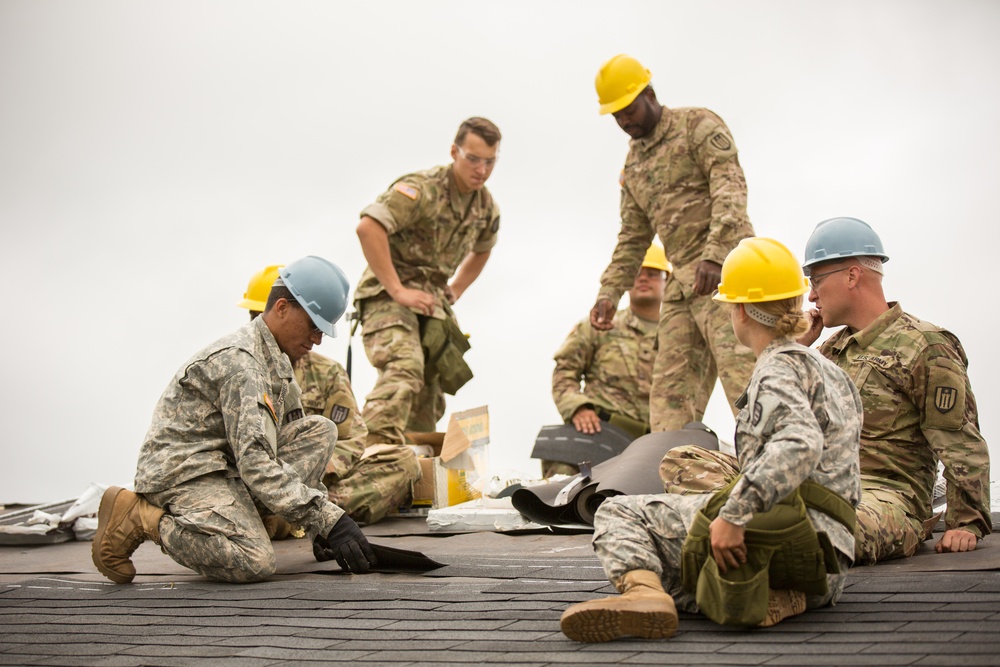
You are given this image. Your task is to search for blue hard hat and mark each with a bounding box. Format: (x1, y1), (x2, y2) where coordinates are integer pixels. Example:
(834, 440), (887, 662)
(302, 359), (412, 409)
(279, 256), (349, 337)
(802, 217), (889, 271)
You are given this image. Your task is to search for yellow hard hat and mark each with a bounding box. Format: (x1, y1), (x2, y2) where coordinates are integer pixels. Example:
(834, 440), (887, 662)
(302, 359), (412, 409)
(713, 238), (809, 303)
(595, 54), (652, 115)
(237, 264), (284, 312)
(641, 243), (672, 273)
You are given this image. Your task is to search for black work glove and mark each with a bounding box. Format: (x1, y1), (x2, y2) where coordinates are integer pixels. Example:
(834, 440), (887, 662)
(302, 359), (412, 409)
(312, 514), (377, 573)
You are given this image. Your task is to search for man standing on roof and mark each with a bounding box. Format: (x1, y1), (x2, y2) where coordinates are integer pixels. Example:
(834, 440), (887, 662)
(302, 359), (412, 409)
(543, 243), (671, 477)
(92, 256), (376, 584)
(238, 265), (420, 527)
(355, 117), (501, 445)
(589, 54), (756, 431)
(800, 216), (991, 563)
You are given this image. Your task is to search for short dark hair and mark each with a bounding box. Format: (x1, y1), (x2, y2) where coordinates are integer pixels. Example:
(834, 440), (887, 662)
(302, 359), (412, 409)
(455, 117), (501, 147)
(264, 284), (298, 313)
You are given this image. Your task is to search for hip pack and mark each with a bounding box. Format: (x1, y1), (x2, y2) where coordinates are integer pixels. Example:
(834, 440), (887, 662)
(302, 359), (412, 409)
(680, 476), (855, 626)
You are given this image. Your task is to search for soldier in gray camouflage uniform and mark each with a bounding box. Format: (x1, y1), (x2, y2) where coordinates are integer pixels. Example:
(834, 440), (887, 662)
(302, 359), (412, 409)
(561, 238), (862, 642)
(545, 244), (668, 477)
(92, 257), (377, 584)
(356, 117), (501, 445)
(800, 217), (991, 564)
(238, 265), (420, 526)
(589, 54), (756, 432)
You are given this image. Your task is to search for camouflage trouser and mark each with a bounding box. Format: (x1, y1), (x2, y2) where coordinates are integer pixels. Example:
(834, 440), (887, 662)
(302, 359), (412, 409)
(651, 294), (755, 431)
(145, 416), (336, 583)
(854, 487), (925, 565)
(359, 295), (447, 445)
(326, 443), (422, 525)
(659, 445), (738, 494)
(593, 493), (849, 616)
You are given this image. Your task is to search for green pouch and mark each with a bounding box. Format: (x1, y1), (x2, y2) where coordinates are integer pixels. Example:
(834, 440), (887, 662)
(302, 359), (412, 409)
(681, 475), (837, 619)
(695, 553), (772, 627)
(421, 316), (473, 395)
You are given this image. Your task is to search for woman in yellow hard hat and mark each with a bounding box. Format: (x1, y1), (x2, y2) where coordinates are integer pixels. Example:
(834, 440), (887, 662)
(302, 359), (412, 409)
(561, 237), (863, 642)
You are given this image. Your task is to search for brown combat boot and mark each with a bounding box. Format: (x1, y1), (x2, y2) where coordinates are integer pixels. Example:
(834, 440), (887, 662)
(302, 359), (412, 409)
(262, 515), (293, 540)
(758, 588), (807, 627)
(91, 486), (165, 584)
(560, 570), (678, 642)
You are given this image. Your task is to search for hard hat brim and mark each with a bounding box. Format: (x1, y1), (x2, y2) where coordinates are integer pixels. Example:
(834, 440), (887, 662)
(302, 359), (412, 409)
(599, 85), (647, 115)
(712, 282), (810, 304)
(237, 297), (267, 311)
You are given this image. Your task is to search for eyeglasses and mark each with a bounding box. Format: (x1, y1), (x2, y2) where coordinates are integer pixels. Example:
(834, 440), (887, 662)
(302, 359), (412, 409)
(808, 266), (851, 289)
(454, 144), (497, 168)
(287, 299), (323, 335)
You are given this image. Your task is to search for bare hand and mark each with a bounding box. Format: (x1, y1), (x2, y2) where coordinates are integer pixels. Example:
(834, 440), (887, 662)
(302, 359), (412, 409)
(797, 308), (824, 347)
(571, 407), (602, 434)
(935, 528), (978, 553)
(445, 284), (463, 305)
(693, 260), (722, 296)
(709, 516), (747, 574)
(391, 287), (435, 316)
(589, 299), (615, 331)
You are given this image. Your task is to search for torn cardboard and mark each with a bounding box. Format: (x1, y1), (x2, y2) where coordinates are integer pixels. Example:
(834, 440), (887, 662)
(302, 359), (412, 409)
(407, 406), (490, 508)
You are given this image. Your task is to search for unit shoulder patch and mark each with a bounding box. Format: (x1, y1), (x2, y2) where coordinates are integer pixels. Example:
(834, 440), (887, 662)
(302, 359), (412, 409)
(329, 404), (350, 424)
(923, 357), (966, 430)
(709, 133), (732, 152)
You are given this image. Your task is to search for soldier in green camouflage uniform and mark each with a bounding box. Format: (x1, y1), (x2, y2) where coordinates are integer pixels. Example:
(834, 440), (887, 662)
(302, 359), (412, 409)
(800, 217), (991, 564)
(818, 303), (991, 563)
(546, 245), (667, 477)
(356, 117), (501, 445)
(589, 54), (756, 432)
(294, 352), (419, 525)
(561, 238), (861, 642)
(94, 258), (376, 584)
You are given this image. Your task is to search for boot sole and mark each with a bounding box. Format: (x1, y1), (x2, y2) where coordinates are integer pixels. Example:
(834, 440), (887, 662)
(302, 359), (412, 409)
(91, 486), (134, 584)
(561, 606), (678, 643)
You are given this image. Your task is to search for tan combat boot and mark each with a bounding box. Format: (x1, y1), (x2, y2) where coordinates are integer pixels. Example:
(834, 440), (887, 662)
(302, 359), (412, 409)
(758, 588), (807, 627)
(262, 515), (291, 540)
(560, 570), (678, 642)
(91, 486), (165, 584)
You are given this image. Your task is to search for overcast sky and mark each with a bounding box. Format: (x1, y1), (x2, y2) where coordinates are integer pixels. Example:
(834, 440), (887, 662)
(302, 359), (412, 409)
(2, 1), (998, 504)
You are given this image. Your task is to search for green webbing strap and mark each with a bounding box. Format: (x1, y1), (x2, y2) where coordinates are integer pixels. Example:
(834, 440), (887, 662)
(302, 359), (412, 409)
(799, 480), (857, 534)
(346, 307), (362, 381)
(698, 476), (855, 534)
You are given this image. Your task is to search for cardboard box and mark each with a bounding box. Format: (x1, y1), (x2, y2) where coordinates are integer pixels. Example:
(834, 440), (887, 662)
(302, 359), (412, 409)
(407, 406), (490, 508)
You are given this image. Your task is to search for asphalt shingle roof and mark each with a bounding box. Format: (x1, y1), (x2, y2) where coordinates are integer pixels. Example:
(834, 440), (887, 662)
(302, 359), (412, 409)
(2, 517), (1000, 666)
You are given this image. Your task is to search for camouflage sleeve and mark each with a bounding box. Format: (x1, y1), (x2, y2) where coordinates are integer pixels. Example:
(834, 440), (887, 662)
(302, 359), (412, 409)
(597, 185), (653, 304)
(472, 198), (500, 254)
(218, 360), (337, 529)
(551, 319), (599, 421)
(719, 356), (824, 526)
(688, 111), (751, 266)
(359, 176), (425, 235)
(328, 369), (367, 466)
(915, 341), (992, 537)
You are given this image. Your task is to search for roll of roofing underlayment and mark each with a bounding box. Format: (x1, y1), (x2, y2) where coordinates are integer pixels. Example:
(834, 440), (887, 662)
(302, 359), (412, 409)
(512, 423), (720, 526)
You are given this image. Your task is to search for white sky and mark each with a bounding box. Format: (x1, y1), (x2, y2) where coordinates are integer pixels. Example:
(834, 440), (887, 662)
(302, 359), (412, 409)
(1, 1), (998, 504)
